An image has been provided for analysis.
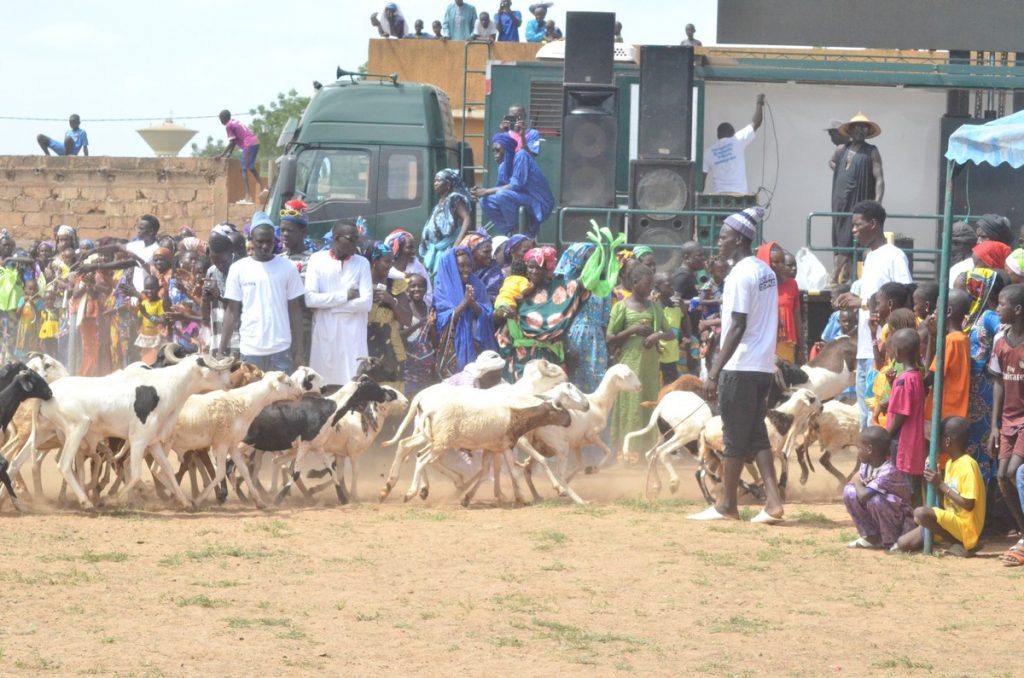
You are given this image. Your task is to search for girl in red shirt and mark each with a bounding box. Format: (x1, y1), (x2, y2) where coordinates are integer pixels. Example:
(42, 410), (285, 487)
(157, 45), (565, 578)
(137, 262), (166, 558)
(757, 243), (805, 364)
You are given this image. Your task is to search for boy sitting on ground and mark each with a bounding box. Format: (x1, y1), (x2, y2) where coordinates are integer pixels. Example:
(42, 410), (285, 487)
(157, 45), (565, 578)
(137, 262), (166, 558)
(845, 426), (915, 549)
(895, 416), (986, 556)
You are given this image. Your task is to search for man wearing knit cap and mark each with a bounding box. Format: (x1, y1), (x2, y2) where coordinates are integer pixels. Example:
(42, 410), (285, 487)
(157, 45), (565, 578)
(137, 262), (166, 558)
(690, 205), (785, 525)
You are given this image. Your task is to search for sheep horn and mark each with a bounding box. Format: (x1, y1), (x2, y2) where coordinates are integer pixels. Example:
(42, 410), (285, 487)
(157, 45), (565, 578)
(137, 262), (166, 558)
(162, 343), (183, 364)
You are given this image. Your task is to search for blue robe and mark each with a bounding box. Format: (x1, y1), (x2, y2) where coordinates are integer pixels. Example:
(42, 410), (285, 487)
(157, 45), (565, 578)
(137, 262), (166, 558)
(481, 149), (554, 238)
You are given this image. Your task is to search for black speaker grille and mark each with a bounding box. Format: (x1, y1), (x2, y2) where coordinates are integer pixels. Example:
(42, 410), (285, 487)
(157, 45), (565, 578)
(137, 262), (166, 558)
(636, 168), (690, 216)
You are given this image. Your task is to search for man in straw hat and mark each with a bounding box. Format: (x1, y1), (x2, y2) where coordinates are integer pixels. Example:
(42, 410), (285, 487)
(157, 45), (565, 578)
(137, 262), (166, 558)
(829, 112), (885, 286)
(689, 206), (786, 525)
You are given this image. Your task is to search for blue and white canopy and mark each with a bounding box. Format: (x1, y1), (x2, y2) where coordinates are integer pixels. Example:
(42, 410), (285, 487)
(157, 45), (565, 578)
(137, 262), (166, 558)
(945, 109), (1024, 168)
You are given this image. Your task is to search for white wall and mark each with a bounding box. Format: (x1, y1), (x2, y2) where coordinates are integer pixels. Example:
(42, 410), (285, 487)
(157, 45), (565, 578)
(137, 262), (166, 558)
(703, 81), (947, 265)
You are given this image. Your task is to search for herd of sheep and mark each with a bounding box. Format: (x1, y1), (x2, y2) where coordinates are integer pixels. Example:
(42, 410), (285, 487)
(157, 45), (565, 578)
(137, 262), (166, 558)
(0, 336), (863, 512)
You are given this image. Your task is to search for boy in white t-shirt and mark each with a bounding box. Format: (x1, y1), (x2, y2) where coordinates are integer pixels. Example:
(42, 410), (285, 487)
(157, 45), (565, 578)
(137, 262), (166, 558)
(690, 205), (785, 525)
(219, 217), (306, 371)
(701, 95), (765, 194)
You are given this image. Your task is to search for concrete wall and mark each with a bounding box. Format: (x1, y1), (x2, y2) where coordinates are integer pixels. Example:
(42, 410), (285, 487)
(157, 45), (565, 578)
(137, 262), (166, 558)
(703, 82), (947, 266)
(0, 156), (257, 241)
(368, 39), (545, 162)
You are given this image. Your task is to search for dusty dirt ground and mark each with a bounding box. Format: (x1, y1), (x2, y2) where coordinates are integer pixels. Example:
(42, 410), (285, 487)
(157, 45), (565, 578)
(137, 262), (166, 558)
(0, 447), (1019, 677)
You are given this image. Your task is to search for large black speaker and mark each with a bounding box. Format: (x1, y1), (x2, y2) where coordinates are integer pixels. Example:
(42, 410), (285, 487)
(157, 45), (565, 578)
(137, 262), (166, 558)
(638, 46), (694, 160)
(629, 159), (694, 270)
(560, 85), (619, 243)
(564, 12), (615, 86)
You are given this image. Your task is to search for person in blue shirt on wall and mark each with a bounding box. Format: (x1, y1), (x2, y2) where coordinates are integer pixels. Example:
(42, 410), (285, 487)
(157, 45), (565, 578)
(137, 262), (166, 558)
(37, 114), (89, 156)
(495, 0), (522, 41)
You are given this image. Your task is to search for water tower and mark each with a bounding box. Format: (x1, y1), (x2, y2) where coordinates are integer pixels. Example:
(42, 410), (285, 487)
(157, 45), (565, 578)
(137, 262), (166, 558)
(136, 118), (198, 157)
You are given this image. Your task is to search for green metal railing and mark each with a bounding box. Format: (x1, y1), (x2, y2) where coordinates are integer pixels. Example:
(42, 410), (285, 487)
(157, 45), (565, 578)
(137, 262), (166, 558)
(459, 40), (491, 176)
(804, 210), (972, 278)
(555, 206), (761, 249)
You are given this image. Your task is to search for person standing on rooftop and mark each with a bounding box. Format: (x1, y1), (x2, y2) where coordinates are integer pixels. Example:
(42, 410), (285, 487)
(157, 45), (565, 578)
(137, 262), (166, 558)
(442, 0), (477, 40)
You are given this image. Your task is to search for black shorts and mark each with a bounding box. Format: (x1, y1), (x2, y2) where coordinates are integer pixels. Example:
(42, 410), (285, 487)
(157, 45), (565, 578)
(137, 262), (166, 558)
(719, 370), (772, 460)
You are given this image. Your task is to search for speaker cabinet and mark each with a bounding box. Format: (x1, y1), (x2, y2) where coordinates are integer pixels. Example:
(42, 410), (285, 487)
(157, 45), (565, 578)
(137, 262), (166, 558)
(638, 46), (694, 160)
(560, 86), (618, 208)
(564, 12), (615, 86)
(629, 159), (694, 270)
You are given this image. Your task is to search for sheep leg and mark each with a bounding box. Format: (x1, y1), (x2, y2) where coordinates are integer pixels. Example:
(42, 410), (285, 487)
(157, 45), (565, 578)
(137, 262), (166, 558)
(228, 446), (267, 509)
(0, 456), (24, 512)
(401, 444), (434, 502)
(57, 427), (96, 509)
(796, 443), (812, 486)
(819, 448), (858, 489)
(583, 435), (617, 476)
(522, 457), (544, 503)
(194, 444), (229, 506)
(330, 459), (349, 506)
(461, 453), (492, 507)
(380, 434), (422, 501)
(147, 442), (193, 509)
(500, 449), (529, 506)
(521, 442), (585, 505)
(347, 457), (358, 502)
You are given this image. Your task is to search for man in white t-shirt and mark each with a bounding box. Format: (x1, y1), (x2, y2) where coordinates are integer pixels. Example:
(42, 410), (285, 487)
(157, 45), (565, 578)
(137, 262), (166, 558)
(690, 206), (785, 525)
(702, 94), (765, 194)
(833, 200), (912, 428)
(125, 214), (160, 293)
(219, 216), (306, 371)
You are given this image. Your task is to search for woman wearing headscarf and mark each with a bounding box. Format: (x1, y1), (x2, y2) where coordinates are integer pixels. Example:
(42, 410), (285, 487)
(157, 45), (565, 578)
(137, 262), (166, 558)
(460, 232), (504, 302)
(371, 3), (407, 37)
(498, 234), (534, 276)
(971, 240), (1011, 272)
(433, 247), (497, 378)
(385, 229), (432, 304)
(474, 131), (554, 238)
(974, 213), (1014, 247)
(947, 221), (980, 289)
(557, 242), (610, 393)
(420, 169), (473, 275)
(963, 267), (1005, 483)
(365, 242), (412, 389)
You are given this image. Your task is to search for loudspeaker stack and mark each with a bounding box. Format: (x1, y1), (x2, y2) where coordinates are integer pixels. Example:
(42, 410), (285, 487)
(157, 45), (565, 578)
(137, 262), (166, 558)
(559, 12), (618, 244)
(630, 45), (695, 269)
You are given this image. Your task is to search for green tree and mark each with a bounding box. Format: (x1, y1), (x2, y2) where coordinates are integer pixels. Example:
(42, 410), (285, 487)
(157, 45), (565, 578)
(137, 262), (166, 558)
(249, 89), (310, 155)
(190, 135), (226, 158)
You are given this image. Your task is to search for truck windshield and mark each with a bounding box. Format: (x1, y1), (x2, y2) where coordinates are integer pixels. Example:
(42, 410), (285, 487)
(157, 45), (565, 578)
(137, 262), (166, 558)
(296, 149), (371, 203)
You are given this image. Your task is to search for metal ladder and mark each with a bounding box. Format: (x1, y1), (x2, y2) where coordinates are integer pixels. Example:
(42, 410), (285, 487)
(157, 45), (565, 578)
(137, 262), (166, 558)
(460, 39), (492, 179)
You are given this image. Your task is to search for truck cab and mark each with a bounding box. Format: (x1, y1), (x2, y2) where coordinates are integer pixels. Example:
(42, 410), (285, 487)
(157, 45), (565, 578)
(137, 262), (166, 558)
(269, 77), (462, 241)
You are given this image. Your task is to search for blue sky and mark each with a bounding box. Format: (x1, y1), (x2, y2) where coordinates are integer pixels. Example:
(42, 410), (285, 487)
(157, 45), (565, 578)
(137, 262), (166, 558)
(0, 0), (717, 156)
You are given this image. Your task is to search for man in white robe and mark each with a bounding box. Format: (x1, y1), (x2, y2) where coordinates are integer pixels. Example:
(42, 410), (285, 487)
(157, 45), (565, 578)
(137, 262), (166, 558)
(304, 221), (373, 385)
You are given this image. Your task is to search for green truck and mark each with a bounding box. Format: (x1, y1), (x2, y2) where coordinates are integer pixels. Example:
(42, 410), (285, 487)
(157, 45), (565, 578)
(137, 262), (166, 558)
(268, 74), (465, 241)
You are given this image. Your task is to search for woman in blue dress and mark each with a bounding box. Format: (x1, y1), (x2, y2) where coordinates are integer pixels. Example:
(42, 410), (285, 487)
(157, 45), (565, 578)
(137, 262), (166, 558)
(964, 267), (1005, 482)
(419, 169), (472, 276)
(474, 131), (553, 238)
(556, 242), (611, 394)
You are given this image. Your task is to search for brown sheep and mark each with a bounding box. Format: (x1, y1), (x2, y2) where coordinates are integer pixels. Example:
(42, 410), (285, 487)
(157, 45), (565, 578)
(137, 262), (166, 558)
(641, 374), (704, 408)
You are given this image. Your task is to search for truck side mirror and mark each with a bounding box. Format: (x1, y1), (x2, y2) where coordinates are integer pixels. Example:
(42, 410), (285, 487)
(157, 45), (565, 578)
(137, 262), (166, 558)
(277, 154), (298, 200)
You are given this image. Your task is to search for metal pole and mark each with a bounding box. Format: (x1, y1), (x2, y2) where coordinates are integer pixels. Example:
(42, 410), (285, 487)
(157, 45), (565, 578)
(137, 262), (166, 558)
(924, 158), (956, 555)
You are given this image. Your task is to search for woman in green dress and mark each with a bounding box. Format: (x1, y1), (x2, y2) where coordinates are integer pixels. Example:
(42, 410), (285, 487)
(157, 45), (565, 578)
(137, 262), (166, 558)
(607, 263), (673, 463)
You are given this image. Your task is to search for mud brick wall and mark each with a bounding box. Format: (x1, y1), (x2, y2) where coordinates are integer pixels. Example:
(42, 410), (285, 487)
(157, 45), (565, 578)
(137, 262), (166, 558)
(0, 156), (256, 242)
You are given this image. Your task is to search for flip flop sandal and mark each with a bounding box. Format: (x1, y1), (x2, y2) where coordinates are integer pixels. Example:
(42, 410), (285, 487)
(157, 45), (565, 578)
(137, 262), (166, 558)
(750, 509), (784, 525)
(848, 537), (881, 549)
(687, 506), (736, 521)
(945, 543), (970, 558)
(1009, 538), (1024, 553)
(1000, 550), (1024, 567)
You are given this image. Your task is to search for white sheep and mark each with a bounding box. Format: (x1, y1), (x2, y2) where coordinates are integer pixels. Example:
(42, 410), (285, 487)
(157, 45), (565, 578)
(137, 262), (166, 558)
(403, 382), (591, 507)
(518, 364), (642, 504)
(624, 391), (714, 497)
(378, 359), (567, 501)
(696, 388), (822, 503)
(796, 400), (860, 489)
(168, 371), (304, 507)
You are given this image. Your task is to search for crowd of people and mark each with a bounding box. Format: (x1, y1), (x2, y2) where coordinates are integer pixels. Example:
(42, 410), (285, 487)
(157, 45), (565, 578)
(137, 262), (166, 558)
(369, 2), (699, 44)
